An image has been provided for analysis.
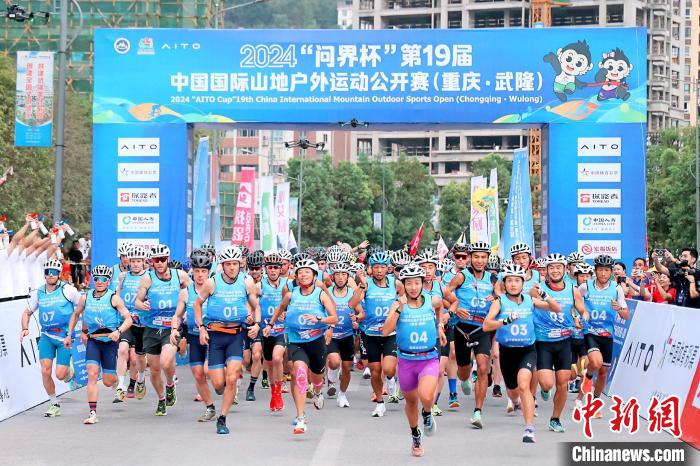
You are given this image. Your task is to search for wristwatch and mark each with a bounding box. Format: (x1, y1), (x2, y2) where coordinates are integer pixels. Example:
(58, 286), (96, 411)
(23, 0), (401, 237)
(316, 316), (322, 323)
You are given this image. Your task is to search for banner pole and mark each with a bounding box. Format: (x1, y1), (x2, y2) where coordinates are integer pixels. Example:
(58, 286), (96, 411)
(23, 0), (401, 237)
(52, 0), (68, 222)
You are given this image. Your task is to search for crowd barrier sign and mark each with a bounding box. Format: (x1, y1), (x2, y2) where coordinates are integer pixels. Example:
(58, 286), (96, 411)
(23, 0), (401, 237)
(0, 297), (87, 422)
(608, 300), (700, 449)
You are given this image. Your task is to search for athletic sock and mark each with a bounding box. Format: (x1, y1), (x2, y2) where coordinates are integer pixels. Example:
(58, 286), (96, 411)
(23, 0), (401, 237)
(248, 376), (258, 390)
(137, 372), (145, 383)
(421, 409), (431, 421)
(474, 408), (481, 414)
(411, 426), (420, 437)
(117, 378), (126, 391)
(207, 404), (215, 410)
(585, 373), (593, 380)
(551, 417), (560, 423)
(159, 396), (166, 401)
(88, 401), (97, 412)
(166, 382), (174, 389)
(129, 378), (136, 389)
(49, 395), (58, 405)
(448, 378), (457, 393)
(376, 399), (384, 404)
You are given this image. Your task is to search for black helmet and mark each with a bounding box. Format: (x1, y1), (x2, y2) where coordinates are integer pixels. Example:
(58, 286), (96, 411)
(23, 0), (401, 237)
(292, 252), (311, 265)
(190, 251), (212, 270)
(168, 260), (183, 270)
(247, 250), (264, 268)
(451, 243), (470, 254)
(238, 244), (250, 258)
(594, 255), (614, 268)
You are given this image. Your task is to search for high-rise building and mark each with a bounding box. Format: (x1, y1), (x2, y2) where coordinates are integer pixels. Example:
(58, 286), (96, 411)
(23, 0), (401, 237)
(687, 0), (699, 125)
(1, 0), (216, 93)
(338, 0), (354, 29)
(345, 0), (688, 188)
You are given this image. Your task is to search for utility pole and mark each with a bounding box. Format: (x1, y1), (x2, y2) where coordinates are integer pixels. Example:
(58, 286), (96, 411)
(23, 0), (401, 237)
(52, 0), (68, 222)
(297, 131), (306, 250)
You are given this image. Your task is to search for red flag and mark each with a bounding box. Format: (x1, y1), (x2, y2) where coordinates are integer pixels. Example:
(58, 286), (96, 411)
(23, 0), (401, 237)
(408, 222), (425, 256)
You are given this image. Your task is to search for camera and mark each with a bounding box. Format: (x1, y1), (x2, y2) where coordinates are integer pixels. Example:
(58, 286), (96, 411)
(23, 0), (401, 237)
(616, 276), (626, 285)
(654, 249), (665, 256)
(678, 260), (689, 268)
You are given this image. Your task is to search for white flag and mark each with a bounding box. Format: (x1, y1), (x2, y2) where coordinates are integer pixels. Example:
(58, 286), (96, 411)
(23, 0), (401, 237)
(287, 229), (298, 251)
(437, 236), (449, 260)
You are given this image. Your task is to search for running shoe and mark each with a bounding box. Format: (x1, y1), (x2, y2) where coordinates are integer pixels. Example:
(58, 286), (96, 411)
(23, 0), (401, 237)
(567, 380), (577, 393)
(246, 388), (256, 402)
(293, 416), (307, 434)
(44, 404), (61, 418)
(198, 406), (216, 422)
(540, 389), (551, 401)
(471, 370), (477, 384)
(327, 382), (337, 398)
(492, 385), (503, 398)
(313, 392), (324, 410)
(581, 376), (593, 395)
(461, 379), (473, 396)
(470, 410), (483, 429)
(216, 416), (229, 434)
(83, 410), (98, 425)
(431, 404), (443, 417)
(281, 382), (290, 393)
(284, 373), (292, 382)
(448, 393), (460, 408)
(411, 431), (424, 457)
(155, 399), (167, 416)
(306, 385), (314, 400)
(135, 381), (146, 400)
(362, 367), (371, 379)
(549, 418), (566, 433)
(261, 378), (270, 390)
(372, 403), (386, 417)
(506, 398), (514, 414)
(165, 385), (177, 407)
(424, 413), (437, 436)
(113, 388), (126, 403)
(233, 393), (238, 405)
(337, 392), (350, 408)
(523, 427), (536, 443)
(127, 385), (135, 399)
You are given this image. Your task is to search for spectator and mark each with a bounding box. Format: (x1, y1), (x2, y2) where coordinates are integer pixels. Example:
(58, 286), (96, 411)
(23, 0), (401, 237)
(613, 261), (632, 296)
(67, 240), (85, 291)
(649, 271), (677, 304)
(653, 248), (700, 308)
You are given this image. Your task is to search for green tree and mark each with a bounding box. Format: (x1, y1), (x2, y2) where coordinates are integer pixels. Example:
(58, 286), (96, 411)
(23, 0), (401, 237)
(358, 154), (396, 248)
(646, 128), (696, 250)
(332, 161), (373, 245)
(389, 155), (437, 250)
(0, 55), (91, 232)
(286, 156), (338, 248)
(438, 182), (470, 243)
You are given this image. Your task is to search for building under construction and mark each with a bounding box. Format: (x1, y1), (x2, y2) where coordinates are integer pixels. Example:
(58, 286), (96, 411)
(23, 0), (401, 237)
(1, 0), (216, 93)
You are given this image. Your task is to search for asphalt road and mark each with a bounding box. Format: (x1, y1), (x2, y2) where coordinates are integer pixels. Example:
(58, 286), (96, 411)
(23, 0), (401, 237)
(0, 368), (695, 466)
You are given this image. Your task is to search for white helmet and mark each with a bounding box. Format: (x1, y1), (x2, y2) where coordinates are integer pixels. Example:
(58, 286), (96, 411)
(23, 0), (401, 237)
(278, 249), (293, 261)
(390, 249), (411, 267)
(510, 242), (531, 257)
(118, 243), (132, 257)
(501, 264), (527, 280)
(295, 258), (319, 275)
(331, 262), (351, 274)
(470, 241), (491, 254)
(350, 262), (365, 273)
(151, 244), (170, 258)
(546, 253), (568, 266)
(567, 252), (584, 264)
(416, 248), (439, 266)
(44, 258), (62, 272)
(219, 246), (243, 263)
(500, 259), (514, 271)
(129, 246), (149, 260)
(398, 262), (426, 281)
(575, 262), (594, 275)
(327, 247), (345, 263)
(92, 264), (113, 279)
(440, 258), (455, 272)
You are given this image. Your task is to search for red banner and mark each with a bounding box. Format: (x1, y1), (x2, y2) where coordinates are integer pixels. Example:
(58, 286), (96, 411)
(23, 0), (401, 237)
(231, 167), (255, 249)
(408, 222), (424, 256)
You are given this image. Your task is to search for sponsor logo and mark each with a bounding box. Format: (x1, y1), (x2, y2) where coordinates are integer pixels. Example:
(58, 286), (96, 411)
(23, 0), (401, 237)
(577, 189), (621, 208)
(117, 137), (160, 157)
(117, 213), (159, 233)
(578, 240), (622, 259)
(117, 163), (160, 182)
(621, 340), (655, 372)
(114, 38), (130, 54)
(161, 42), (201, 51)
(117, 188), (160, 207)
(117, 238), (159, 251)
(137, 37), (155, 55)
(577, 137), (621, 157)
(577, 163), (621, 183)
(577, 215), (622, 234)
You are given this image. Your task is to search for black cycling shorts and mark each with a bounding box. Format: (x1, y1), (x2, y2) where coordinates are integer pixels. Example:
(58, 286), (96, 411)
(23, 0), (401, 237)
(499, 344), (536, 390)
(288, 337), (327, 374)
(453, 322), (492, 365)
(262, 334), (287, 362)
(360, 333), (397, 364)
(535, 339), (572, 372)
(584, 334), (613, 366)
(327, 335), (355, 362)
(570, 338), (587, 362)
(440, 326), (454, 358)
(119, 325), (145, 355)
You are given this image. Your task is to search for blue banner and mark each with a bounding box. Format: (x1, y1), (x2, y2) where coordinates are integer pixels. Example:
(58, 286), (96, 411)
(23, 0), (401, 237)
(192, 137), (210, 248)
(92, 123), (189, 266)
(15, 51), (54, 147)
(69, 329), (88, 388)
(93, 28), (646, 125)
(500, 148), (534, 257)
(547, 123), (646, 266)
(605, 299), (637, 392)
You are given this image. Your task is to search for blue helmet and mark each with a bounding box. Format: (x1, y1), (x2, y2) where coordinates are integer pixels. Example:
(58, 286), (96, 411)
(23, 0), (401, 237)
(369, 251), (391, 266)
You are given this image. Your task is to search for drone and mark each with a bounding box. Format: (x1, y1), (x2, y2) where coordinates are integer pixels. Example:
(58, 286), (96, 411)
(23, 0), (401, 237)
(338, 118), (369, 128)
(284, 139), (325, 150)
(5, 4), (50, 22)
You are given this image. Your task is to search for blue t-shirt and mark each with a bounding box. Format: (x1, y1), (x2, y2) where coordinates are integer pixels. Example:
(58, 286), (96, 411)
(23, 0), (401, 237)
(119, 271), (146, 326)
(205, 273), (248, 325)
(286, 286), (327, 344)
(396, 292), (438, 361)
(330, 285), (354, 339)
(84, 290), (120, 342)
(495, 294), (536, 347)
(261, 276), (288, 336)
(144, 269), (181, 329)
(535, 281), (575, 342)
(454, 268), (495, 326)
(37, 283), (75, 340)
(361, 278), (397, 336)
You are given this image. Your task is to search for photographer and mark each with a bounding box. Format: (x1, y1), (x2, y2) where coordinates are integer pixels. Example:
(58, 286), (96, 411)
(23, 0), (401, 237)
(649, 270), (676, 304)
(653, 248), (700, 308)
